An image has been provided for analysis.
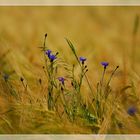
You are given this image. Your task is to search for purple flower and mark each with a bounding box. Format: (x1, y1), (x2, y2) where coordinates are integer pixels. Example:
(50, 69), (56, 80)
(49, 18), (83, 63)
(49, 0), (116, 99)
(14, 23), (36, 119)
(45, 49), (52, 57)
(49, 54), (57, 62)
(79, 57), (87, 64)
(127, 106), (137, 116)
(101, 62), (109, 68)
(58, 77), (65, 85)
(45, 50), (57, 62)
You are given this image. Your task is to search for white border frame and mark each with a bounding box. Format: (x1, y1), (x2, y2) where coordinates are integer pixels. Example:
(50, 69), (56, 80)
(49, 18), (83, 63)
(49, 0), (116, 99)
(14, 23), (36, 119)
(0, 0), (139, 6)
(0, 0), (140, 139)
(0, 135), (140, 140)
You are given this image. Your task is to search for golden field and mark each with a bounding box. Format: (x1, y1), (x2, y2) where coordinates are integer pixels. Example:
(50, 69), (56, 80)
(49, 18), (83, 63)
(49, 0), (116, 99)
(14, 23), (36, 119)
(0, 6), (140, 134)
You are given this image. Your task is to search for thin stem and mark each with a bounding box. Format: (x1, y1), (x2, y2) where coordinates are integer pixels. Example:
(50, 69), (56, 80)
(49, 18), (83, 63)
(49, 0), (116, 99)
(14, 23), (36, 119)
(60, 86), (72, 121)
(104, 66), (119, 101)
(79, 64), (84, 91)
(65, 38), (94, 97)
(100, 67), (106, 88)
(42, 33), (49, 78)
(131, 15), (139, 71)
(107, 66), (119, 87)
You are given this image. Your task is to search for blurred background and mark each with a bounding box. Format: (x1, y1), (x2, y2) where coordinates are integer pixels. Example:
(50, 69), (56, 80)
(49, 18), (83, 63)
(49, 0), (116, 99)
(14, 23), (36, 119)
(0, 6), (140, 87)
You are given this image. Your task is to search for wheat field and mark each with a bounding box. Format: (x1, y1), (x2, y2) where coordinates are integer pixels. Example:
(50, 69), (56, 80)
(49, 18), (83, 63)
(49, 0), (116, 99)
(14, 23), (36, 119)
(0, 6), (140, 134)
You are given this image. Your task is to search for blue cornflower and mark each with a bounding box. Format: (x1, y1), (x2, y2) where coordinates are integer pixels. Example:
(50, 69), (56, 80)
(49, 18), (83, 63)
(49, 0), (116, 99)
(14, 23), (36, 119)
(101, 62), (109, 68)
(49, 54), (57, 62)
(127, 106), (137, 116)
(45, 49), (52, 57)
(58, 77), (65, 85)
(79, 57), (87, 64)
